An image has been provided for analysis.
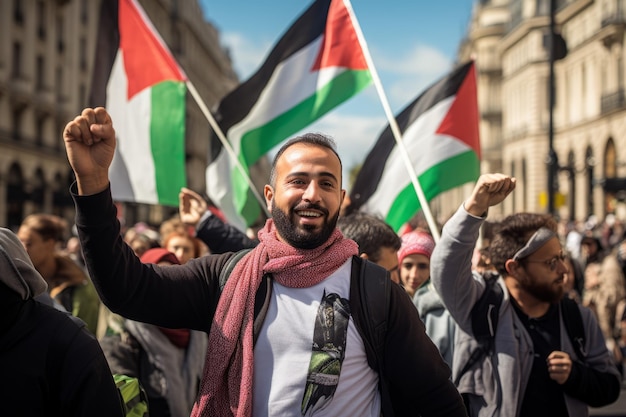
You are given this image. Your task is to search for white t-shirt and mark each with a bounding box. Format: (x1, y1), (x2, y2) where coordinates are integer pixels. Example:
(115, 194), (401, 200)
(252, 259), (381, 416)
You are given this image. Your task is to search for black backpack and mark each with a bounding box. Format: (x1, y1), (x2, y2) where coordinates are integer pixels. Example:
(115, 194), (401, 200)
(454, 272), (587, 386)
(219, 250), (395, 417)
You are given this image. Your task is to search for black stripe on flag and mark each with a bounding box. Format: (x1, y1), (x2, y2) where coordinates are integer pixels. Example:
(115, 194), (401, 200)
(347, 61), (474, 213)
(88, 0), (119, 107)
(209, 0), (331, 161)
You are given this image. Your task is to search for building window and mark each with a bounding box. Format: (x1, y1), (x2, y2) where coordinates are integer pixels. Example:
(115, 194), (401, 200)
(585, 147), (595, 217)
(80, 37), (87, 70)
(36, 55), (45, 90)
(13, 0), (24, 25)
(81, 0), (88, 24)
(37, 1), (46, 39)
(11, 107), (24, 140)
(12, 42), (22, 78)
(79, 84), (86, 107)
(55, 67), (63, 101)
(7, 163), (26, 231)
(57, 16), (65, 53)
(35, 116), (45, 146)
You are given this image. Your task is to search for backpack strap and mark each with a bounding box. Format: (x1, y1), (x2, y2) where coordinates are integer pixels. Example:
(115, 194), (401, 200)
(219, 248), (253, 291)
(454, 273), (503, 386)
(560, 297), (587, 360)
(349, 256), (394, 417)
(218, 248), (271, 345)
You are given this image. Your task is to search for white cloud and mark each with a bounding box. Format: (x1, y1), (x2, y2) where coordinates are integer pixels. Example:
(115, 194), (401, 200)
(220, 32), (273, 80)
(296, 113), (388, 190)
(371, 43), (453, 109)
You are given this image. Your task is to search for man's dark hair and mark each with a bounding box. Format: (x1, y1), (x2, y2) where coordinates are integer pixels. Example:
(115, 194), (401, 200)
(270, 133), (342, 186)
(489, 213), (557, 277)
(337, 211), (401, 263)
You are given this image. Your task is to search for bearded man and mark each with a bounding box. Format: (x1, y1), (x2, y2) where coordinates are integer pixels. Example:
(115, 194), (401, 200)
(63, 107), (466, 417)
(431, 173), (621, 417)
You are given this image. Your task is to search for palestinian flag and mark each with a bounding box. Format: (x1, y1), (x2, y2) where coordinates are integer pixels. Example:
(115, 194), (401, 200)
(207, 0), (372, 230)
(348, 61), (480, 232)
(89, 0), (187, 206)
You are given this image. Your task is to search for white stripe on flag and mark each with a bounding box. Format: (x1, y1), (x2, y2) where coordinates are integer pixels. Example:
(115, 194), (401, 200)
(205, 150), (248, 232)
(107, 51), (158, 204)
(227, 36), (348, 154)
(362, 97), (471, 216)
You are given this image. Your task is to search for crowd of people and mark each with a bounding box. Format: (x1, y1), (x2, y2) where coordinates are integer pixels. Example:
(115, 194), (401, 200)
(1, 105), (625, 416)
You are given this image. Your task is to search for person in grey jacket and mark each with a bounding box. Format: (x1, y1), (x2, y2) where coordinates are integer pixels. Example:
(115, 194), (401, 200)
(431, 173), (621, 417)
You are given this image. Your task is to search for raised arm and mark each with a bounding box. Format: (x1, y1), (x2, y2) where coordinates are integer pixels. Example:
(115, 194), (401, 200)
(63, 107), (115, 195)
(431, 174), (515, 331)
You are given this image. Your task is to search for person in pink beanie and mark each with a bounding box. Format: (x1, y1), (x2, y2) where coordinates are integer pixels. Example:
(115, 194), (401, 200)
(398, 231), (436, 298)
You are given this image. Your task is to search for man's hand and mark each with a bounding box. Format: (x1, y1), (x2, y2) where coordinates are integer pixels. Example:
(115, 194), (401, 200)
(179, 187), (208, 227)
(63, 107), (116, 195)
(464, 173), (516, 217)
(547, 351), (573, 384)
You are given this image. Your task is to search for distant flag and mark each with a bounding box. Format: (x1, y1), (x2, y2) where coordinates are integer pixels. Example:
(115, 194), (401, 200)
(89, 0), (187, 206)
(207, 0), (372, 230)
(348, 61), (480, 232)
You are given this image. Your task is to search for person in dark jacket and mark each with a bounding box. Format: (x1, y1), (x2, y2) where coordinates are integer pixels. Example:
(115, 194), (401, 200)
(101, 248), (208, 417)
(63, 107), (466, 417)
(178, 186), (257, 254)
(0, 227), (124, 417)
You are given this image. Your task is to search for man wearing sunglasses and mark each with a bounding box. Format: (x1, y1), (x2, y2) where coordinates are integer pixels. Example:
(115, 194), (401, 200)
(431, 173), (621, 417)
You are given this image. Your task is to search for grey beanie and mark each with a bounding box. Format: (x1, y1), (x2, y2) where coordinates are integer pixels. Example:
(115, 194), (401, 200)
(0, 227), (47, 299)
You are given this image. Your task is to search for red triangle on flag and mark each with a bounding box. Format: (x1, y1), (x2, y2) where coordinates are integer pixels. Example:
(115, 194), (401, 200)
(119, 0), (186, 100)
(435, 63), (480, 158)
(311, 0), (368, 71)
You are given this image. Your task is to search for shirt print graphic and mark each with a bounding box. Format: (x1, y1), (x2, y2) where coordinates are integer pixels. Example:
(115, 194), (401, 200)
(301, 290), (350, 416)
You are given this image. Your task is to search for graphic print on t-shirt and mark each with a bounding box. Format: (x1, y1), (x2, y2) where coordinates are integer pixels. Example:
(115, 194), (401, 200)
(301, 290), (350, 416)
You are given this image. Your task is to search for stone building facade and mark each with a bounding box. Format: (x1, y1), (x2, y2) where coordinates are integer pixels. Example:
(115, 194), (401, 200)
(453, 0), (626, 225)
(0, 0), (242, 231)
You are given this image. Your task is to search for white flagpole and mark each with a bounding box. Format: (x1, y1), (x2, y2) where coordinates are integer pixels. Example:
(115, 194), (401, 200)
(343, 0), (441, 242)
(185, 81), (271, 218)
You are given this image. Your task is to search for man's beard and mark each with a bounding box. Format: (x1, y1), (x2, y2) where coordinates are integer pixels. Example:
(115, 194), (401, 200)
(520, 274), (564, 303)
(271, 200), (339, 250)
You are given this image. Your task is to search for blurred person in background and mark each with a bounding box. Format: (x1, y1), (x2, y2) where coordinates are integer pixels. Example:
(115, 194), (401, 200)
(18, 213), (100, 334)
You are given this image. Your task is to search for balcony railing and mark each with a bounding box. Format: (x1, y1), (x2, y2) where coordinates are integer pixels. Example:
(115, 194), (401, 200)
(601, 0), (626, 27)
(601, 89), (626, 113)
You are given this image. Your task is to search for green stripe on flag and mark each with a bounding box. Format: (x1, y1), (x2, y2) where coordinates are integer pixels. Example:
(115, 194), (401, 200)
(150, 80), (187, 206)
(385, 150), (480, 231)
(233, 69), (372, 225)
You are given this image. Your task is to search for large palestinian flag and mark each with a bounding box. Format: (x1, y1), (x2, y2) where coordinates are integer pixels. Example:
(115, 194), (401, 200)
(89, 0), (187, 207)
(207, 0), (372, 231)
(348, 61), (480, 231)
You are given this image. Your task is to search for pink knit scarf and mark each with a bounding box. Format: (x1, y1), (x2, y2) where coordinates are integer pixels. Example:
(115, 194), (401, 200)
(191, 219), (358, 417)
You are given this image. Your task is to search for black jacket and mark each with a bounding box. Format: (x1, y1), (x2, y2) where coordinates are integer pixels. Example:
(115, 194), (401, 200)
(0, 291), (124, 417)
(73, 184), (466, 417)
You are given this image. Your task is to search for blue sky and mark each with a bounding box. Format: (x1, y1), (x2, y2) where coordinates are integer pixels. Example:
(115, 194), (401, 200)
(199, 0), (475, 186)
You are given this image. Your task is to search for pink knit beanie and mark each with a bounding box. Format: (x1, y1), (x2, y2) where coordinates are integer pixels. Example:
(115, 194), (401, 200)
(398, 231), (436, 264)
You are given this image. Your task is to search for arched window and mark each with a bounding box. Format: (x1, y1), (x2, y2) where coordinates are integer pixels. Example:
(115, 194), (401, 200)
(603, 139), (617, 214)
(585, 146), (595, 218)
(7, 163), (26, 230)
(567, 150), (576, 220)
(31, 168), (46, 213)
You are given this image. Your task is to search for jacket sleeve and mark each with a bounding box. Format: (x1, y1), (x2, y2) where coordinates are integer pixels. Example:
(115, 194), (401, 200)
(195, 211), (258, 254)
(430, 205), (488, 334)
(385, 282), (467, 416)
(72, 183), (231, 332)
(562, 305), (621, 407)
